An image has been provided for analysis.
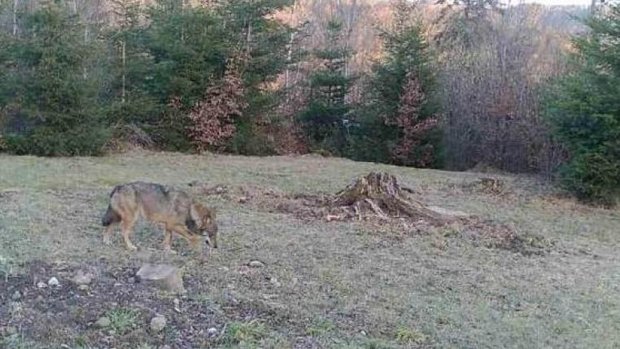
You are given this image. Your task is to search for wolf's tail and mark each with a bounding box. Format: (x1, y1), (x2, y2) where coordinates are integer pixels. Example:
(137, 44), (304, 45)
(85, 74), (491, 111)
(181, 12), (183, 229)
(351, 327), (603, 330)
(102, 205), (121, 226)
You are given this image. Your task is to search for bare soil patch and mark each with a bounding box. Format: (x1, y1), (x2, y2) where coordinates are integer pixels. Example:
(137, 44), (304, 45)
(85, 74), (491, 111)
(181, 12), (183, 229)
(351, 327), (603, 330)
(0, 260), (293, 349)
(194, 172), (551, 255)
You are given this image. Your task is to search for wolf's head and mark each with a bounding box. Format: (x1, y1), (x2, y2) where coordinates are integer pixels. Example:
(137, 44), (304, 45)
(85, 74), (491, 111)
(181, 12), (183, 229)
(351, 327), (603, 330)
(188, 203), (219, 248)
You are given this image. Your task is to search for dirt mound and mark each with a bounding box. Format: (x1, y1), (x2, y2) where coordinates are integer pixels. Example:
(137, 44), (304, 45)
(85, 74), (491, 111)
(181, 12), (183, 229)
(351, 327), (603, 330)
(463, 177), (510, 196)
(459, 220), (554, 255)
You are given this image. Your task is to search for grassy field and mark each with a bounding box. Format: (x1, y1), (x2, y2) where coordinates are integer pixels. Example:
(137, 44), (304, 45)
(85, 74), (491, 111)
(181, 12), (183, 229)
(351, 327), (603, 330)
(1, 151), (619, 349)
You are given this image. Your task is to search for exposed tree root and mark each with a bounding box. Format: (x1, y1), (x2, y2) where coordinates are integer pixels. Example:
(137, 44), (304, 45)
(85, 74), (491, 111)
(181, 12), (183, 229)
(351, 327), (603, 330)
(329, 172), (464, 224)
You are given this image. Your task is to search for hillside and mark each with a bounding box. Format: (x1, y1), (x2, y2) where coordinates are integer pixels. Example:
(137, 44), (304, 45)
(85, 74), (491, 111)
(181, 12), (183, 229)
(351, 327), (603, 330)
(1, 152), (619, 348)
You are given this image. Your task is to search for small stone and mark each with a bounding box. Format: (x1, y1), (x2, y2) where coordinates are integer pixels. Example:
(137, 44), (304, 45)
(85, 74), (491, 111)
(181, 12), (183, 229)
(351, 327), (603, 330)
(173, 298), (181, 313)
(207, 327), (218, 337)
(11, 291), (21, 300)
(128, 277), (136, 284)
(114, 282), (122, 287)
(238, 196), (248, 204)
(270, 277), (281, 287)
(35, 295), (44, 302)
(108, 329), (116, 336)
(47, 277), (60, 287)
(37, 281), (47, 288)
(5, 326), (17, 335)
(159, 345), (172, 349)
(95, 316), (111, 328)
(72, 270), (93, 285)
(78, 285), (90, 291)
(150, 315), (167, 333)
(248, 260), (264, 268)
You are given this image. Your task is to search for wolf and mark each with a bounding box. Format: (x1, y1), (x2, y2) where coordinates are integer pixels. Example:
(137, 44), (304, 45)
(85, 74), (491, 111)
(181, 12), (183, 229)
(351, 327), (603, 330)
(101, 182), (218, 252)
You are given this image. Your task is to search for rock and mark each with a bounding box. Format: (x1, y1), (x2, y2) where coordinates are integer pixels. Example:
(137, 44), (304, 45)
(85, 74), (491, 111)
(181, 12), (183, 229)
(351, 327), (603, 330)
(159, 345), (172, 349)
(128, 277), (136, 284)
(47, 277), (60, 287)
(11, 291), (21, 300)
(136, 264), (185, 293)
(150, 315), (167, 333)
(207, 327), (218, 337)
(78, 285), (90, 291)
(248, 260), (265, 268)
(270, 277), (281, 287)
(95, 316), (111, 328)
(5, 326), (17, 335)
(37, 281), (47, 288)
(72, 270), (93, 285)
(238, 265), (251, 275)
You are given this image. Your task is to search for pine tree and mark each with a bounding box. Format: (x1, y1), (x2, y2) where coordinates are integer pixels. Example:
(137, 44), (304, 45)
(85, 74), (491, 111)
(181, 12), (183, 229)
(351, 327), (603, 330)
(141, 0), (228, 150)
(545, 4), (620, 205)
(104, 0), (159, 133)
(298, 19), (353, 154)
(217, 0), (292, 154)
(0, 0), (108, 156)
(349, 1), (441, 167)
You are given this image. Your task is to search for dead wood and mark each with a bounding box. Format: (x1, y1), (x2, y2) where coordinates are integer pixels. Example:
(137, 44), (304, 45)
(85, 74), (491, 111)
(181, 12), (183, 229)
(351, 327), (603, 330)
(330, 172), (462, 224)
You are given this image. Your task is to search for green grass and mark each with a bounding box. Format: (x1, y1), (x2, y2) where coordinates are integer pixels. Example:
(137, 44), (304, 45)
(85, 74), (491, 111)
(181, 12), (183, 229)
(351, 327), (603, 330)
(220, 320), (269, 346)
(1, 151), (620, 348)
(105, 308), (139, 335)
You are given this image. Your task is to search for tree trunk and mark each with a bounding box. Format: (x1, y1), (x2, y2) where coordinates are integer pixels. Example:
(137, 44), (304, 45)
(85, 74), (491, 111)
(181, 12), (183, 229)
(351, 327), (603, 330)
(12, 0), (18, 36)
(331, 172), (464, 223)
(121, 40), (126, 103)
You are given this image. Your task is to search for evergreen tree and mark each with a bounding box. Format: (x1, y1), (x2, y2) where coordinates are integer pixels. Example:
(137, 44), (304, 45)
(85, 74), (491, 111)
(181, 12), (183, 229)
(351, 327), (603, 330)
(104, 0), (159, 134)
(217, 0), (292, 154)
(545, 4), (620, 205)
(141, 0), (228, 150)
(0, 0), (108, 156)
(298, 19), (353, 154)
(349, 2), (441, 167)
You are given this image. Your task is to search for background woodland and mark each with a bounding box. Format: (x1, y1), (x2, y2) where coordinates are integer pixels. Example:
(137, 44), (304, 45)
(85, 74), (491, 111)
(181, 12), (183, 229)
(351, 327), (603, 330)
(0, 0), (618, 204)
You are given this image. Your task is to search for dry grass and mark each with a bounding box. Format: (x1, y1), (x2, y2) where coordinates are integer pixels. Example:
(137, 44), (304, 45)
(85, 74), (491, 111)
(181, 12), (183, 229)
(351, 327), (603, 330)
(1, 151), (619, 348)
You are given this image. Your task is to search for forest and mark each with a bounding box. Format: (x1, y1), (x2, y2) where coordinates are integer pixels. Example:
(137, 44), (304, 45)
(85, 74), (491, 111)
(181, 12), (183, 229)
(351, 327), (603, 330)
(0, 0), (618, 204)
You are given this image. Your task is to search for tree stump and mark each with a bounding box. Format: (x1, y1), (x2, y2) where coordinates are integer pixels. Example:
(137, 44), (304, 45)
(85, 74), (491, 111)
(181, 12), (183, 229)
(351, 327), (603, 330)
(330, 172), (460, 224)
